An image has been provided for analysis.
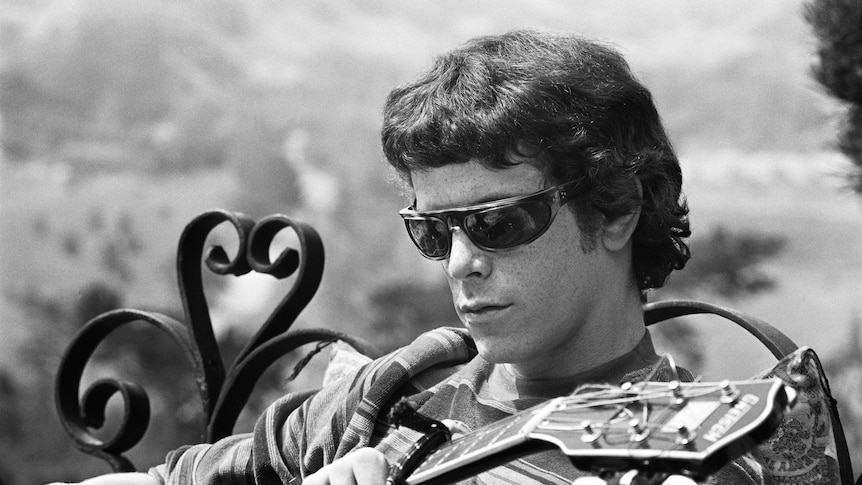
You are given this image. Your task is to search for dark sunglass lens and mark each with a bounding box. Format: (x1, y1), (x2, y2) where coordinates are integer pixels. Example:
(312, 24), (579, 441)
(406, 218), (450, 258)
(466, 201), (552, 249)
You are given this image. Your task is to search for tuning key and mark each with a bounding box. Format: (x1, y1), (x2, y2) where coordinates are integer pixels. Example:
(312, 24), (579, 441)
(580, 420), (602, 444)
(674, 424), (695, 446)
(667, 380), (687, 407)
(628, 418), (650, 442)
(719, 380), (740, 404)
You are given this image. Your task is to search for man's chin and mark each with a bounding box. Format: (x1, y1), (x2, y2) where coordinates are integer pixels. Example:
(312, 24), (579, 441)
(473, 338), (519, 365)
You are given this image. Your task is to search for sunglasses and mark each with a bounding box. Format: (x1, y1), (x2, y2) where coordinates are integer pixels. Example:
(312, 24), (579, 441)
(399, 179), (581, 260)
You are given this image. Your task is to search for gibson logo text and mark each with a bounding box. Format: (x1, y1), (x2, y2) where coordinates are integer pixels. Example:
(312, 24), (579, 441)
(703, 394), (759, 442)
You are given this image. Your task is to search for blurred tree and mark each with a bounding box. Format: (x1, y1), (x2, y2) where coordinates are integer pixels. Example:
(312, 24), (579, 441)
(366, 281), (459, 355)
(805, 0), (862, 192)
(73, 282), (123, 327)
(0, 370), (22, 484)
(62, 232), (82, 258)
(1, 0), (248, 172)
(818, 314), (862, 477)
(653, 227), (786, 371)
(666, 227), (786, 298)
(100, 240), (132, 282)
(2, 285), (98, 485)
(6, 283), (292, 484)
(805, 0), (862, 475)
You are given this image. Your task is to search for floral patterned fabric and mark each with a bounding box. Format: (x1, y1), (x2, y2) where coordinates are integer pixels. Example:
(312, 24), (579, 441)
(752, 347), (842, 484)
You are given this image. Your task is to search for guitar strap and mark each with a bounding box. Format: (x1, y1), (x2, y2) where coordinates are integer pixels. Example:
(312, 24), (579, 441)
(644, 299), (856, 485)
(643, 299), (798, 359)
(796, 349), (857, 485)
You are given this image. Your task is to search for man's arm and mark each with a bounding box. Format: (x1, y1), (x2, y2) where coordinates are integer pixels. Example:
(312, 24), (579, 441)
(48, 449), (390, 485)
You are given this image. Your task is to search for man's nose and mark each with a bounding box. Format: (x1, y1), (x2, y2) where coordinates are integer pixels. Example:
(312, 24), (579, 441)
(445, 228), (490, 280)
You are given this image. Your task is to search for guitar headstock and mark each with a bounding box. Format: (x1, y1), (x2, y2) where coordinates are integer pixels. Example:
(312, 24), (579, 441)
(528, 379), (796, 480)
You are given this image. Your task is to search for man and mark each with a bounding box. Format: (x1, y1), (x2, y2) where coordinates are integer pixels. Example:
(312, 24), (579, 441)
(58, 30), (768, 485)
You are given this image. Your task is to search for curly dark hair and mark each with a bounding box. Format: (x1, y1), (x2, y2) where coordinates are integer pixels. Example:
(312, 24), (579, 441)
(381, 29), (690, 290)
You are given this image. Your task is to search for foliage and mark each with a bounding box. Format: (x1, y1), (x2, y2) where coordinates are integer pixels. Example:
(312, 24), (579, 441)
(805, 0), (862, 192)
(1, 0), (246, 169)
(0, 282), (296, 485)
(653, 227), (786, 372)
(805, 0), (862, 474)
(366, 281), (459, 355)
(819, 316), (862, 478)
(667, 227), (786, 299)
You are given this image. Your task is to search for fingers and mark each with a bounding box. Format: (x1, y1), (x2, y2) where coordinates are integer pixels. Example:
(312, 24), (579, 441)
(349, 448), (389, 485)
(305, 448), (389, 485)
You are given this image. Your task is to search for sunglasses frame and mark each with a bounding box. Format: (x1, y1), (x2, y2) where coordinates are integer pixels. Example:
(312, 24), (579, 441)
(399, 179), (581, 260)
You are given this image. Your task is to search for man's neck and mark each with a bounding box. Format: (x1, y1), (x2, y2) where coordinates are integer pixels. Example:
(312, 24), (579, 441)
(505, 283), (647, 381)
(489, 328), (657, 400)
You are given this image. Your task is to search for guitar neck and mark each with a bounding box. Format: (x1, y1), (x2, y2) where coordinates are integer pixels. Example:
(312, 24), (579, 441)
(405, 398), (564, 485)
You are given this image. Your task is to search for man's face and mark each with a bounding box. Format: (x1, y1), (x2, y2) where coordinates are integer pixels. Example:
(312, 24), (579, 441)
(411, 161), (614, 378)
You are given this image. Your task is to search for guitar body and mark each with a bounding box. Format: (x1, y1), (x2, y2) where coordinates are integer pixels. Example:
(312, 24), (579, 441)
(394, 379), (795, 484)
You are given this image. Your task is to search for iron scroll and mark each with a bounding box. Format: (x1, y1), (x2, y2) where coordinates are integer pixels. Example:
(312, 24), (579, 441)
(54, 210), (377, 471)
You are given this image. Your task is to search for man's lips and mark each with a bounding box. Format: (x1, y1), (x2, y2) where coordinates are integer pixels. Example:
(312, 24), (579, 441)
(458, 303), (512, 316)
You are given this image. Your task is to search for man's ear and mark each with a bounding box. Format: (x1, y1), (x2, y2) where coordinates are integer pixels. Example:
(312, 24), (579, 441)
(601, 180), (642, 252)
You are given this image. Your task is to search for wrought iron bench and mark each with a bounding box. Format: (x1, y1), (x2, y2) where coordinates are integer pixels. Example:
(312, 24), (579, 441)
(53, 209), (857, 483)
(54, 209), (381, 471)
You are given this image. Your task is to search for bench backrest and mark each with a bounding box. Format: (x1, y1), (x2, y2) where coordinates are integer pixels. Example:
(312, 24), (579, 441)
(54, 210), (378, 471)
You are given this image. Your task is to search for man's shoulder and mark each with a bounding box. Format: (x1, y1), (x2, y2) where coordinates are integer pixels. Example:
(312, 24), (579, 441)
(324, 327), (477, 390)
(375, 327), (477, 385)
(397, 326), (477, 363)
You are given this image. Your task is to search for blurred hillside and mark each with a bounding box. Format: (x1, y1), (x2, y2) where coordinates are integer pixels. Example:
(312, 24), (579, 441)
(2, 0), (861, 483)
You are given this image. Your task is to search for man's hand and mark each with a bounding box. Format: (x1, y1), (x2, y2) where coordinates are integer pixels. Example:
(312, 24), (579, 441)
(48, 472), (157, 485)
(304, 447), (390, 485)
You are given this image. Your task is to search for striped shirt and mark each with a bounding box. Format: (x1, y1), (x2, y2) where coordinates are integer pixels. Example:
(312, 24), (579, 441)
(149, 327), (765, 485)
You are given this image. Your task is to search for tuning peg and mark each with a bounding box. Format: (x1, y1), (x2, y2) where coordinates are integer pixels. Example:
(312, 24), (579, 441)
(667, 380), (687, 407)
(628, 418), (650, 442)
(719, 380), (739, 404)
(580, 420), (602, 443)
(674, 424), (695, 446)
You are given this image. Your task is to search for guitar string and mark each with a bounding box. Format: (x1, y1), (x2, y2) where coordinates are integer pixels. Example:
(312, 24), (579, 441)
(556, 385), (725, 413)
(413, 383), (735, 472)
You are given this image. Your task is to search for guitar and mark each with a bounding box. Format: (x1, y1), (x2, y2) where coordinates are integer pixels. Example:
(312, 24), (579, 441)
(387, 378), (796, 484)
